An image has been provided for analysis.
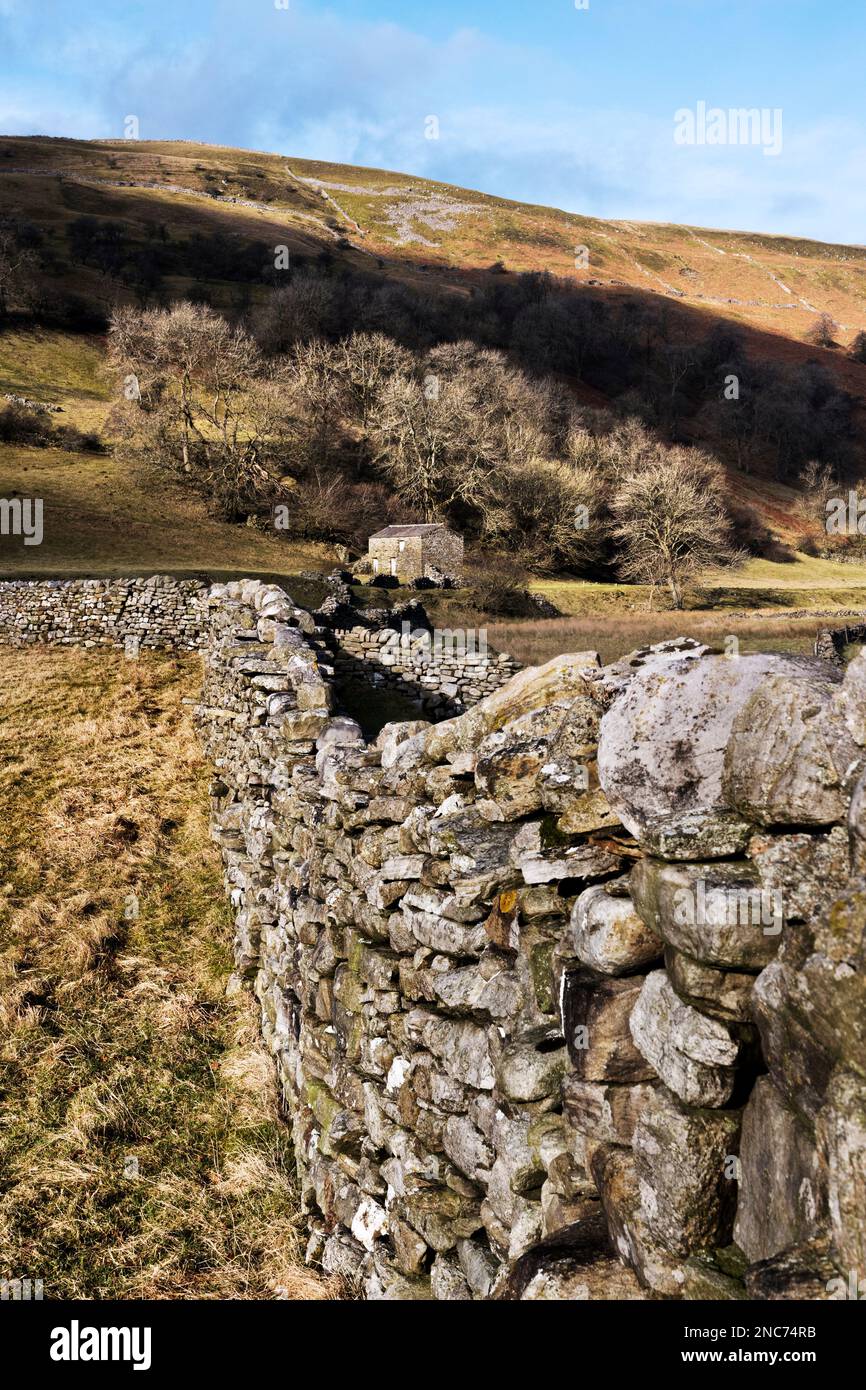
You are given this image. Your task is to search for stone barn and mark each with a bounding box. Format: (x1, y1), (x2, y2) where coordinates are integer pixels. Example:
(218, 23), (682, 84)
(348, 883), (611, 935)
(367, 523), (463, 583)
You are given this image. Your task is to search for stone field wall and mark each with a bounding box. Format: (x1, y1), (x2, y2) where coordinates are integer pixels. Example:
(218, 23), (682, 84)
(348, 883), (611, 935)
(4, 573), (864, 1299)
(815, 621), (866, 665)
(0, 577), (520, 717)
(0, 576), (208, 650)
(195, 579), (866, 1301)
(323, 623), (523, 717)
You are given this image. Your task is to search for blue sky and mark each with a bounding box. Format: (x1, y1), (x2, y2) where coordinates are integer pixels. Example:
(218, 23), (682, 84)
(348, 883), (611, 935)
(1, 0), (864, 242)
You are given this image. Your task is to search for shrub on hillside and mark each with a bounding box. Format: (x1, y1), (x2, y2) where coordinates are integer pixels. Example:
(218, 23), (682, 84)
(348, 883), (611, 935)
(0, 403), (53, 446)
(0, 403), (104, 452)
(468, 562), (540, 618)
(805, 312), (839, 348)
(56, 424), (105, 453)
(727, 499), (791, 559)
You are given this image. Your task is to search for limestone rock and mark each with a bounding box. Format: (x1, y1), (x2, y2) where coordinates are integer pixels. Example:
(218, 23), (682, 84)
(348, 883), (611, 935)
(735, 1076), (826, 1263)
(509, 819), (622, 885)
(393, 1185), (483, 1253)
(752, 890), (866, 1121)
(564, 974), (656, 1084)
(680, 1255), (746, 1301)
(590, 1144), (687, 1296)
(598, 651), (834, 858)
(456, 1237), (499, 1299)
(430, 1254), (472, 1300)
(424, 652), (601, 761)
(408, 1010), (496, 1090)
(629, 971), (739, 1107)
(569, 882), (663, 976)
(832, 646), (866, 747)
(562, 1076), (658, 1146)
(725, 670), (856, 827)
(496, 1026), (568, 1102)
(850, 767), (866, 874)
(816, 1070), (866, 1277)
(443, 1113), (495, 1181)
(629, 857), (781, 970)
(749, 827), (849, 923)
(541, 1184), (600, 1238)
(750, 959), (837, 1123)
(745, 1237), (839, 1301)
(633, 1087), (741, 1256)
(504, 1213), (648, 1301)
(664, 948), (756, 1024)
(427, 811), (520, 904)
(365, 1258), (433, 1300)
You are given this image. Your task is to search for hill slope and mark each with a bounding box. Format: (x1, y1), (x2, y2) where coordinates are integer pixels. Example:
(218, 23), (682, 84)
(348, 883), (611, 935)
(4, 135), (865, 345)
(2, 135), (866, 592)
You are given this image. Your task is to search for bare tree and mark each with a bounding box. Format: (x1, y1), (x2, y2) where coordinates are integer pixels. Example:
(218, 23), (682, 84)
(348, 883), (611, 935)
(799, 458), (840, 555)
(334, 332), (412, 435)
(253, 273), (341, 352)
(484, 457), (607, 574)
(289, 338), (350, 471)
(109, 302), (290, 519)
(611, 449), (739, 608)
(371, 367), (505, 522)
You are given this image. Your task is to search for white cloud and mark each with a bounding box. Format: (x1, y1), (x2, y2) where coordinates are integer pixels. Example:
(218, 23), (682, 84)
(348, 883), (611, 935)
(0, 0), (863, 243)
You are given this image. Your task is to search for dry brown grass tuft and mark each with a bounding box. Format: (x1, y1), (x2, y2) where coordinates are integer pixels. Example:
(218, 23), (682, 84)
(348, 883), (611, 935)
(0, 646), (339, 1300)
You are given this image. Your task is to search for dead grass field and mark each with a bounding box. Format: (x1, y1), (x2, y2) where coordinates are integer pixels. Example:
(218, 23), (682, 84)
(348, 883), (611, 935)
(488, 610), (836, 668)
(0, 647), (335, 1300)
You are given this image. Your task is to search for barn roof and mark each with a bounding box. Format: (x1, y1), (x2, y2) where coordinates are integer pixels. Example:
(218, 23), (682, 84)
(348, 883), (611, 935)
(369, 524), (448, 539)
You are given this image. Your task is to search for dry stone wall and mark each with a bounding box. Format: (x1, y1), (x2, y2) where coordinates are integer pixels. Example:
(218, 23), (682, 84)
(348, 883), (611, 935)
(0, 576), (207, 649)
(815, 621), (866, 665)
(4, 574), (862, 1299)
(323, 623), (522, 717)
(196, 580), (866, 1302)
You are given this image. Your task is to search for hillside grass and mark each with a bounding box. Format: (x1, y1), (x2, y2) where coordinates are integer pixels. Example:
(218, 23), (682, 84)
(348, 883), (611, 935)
(529, 553), (866, 618)
(0, 443), (332, 578)
(5, 135), (866, 351)
(0, 327), (336, 578)
(0, 328), (109, 430)
(0, 647), (335, 1300)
